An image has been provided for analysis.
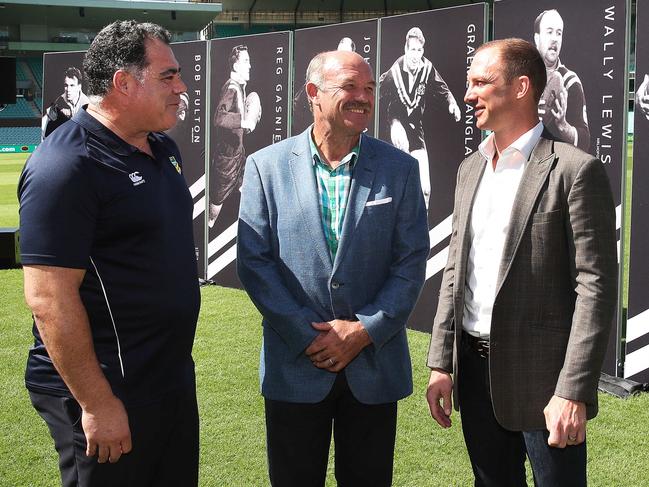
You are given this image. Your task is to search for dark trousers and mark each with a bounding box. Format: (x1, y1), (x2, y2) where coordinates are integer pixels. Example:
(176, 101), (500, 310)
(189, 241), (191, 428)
(458, 334), (587, 487)
(29, 388), (199, 487)
(265, 372), (397, 487)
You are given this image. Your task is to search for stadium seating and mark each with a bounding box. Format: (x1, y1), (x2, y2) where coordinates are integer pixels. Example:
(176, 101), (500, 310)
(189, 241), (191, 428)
(15, 62), (28, 82)
(25, 58), (43, 90)
(214, 23), (298, 38)
(0, 126), (40, 146)
(0, 98), (40, 118)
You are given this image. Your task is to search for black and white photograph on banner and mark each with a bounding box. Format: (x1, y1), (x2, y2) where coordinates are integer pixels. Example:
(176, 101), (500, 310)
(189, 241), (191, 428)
(627, 0), (649, 383)
(494, 0), (627, 192)
(41, 51), (87, 139)
(166, 40), (208, 280)
(207, 32), (290, 285)
(494, 0), (628, 374)
(292, 20), (378, 136)
(378, 5), (486, 331)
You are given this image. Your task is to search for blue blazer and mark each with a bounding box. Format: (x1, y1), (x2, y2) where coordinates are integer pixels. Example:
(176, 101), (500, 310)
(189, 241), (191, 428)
(237, 128), (429, 404)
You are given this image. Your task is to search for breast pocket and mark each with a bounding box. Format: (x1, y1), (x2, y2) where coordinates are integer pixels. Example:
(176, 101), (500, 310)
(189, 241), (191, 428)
(532, 209), (562, 225)
(530, 209), (565, 294)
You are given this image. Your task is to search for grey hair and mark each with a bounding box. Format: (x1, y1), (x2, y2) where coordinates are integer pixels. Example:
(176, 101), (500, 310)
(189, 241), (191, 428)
(304, 52), (330, 112)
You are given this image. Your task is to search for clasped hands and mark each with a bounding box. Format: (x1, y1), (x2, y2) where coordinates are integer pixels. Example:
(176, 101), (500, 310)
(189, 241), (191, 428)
(305, 319), (372, 373)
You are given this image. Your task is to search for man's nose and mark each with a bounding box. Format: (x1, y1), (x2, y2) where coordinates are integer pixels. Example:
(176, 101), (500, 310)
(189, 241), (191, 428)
(175, 76), (188, 94)
(464, 86), (475, 104)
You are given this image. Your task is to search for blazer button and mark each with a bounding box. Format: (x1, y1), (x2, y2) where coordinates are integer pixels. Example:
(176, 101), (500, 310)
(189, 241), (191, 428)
(331, 282), (340, 289)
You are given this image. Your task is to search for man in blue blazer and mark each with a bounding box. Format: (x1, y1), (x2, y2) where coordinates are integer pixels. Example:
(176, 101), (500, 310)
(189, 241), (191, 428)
(237, 50), (429, 486)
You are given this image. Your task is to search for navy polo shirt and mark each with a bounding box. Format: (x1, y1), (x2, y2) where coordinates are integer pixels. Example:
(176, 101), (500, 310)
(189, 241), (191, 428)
(19, 109), (200, 406)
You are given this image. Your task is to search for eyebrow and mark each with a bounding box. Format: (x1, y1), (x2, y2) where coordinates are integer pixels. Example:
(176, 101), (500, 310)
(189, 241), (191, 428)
(159, 67), (181, 77)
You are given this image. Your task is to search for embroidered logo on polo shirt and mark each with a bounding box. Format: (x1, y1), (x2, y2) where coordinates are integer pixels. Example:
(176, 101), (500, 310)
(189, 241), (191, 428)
(129, 172), (146, 186)
(169, 156), (181, 174)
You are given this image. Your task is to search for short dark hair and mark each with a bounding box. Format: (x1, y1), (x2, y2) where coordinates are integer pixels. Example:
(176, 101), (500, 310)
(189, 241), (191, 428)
(476, 38), (547, 104)
(64, 67), (82, 82)
(83, 20), (171, 97)
(229, 45), (248, 72)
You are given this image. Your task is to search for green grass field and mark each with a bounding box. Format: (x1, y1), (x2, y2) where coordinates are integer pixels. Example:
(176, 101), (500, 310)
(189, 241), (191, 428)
(1, 152), (648, 486)
(0, 153), (26, 228)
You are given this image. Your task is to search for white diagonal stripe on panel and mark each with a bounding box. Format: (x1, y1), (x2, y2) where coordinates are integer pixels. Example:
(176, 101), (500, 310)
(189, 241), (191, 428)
(624, 343), (649, 378)
(426, 247), (449, 281)
(207, 222), (238, 258)
(193, 196), (205, 219)
(626, 309), (649, 342)
(429, 214), (452, 250)
(207, 244), (237, 280)
(189, 175), (206, 199)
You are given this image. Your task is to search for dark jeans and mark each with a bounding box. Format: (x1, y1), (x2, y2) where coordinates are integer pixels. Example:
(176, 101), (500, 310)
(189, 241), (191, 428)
(265, 372), (397, 487)
(29, 387), (199, 487)
(458, 333), (587, 487)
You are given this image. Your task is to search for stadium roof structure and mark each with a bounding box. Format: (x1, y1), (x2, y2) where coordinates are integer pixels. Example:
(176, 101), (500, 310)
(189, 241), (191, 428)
(0, 0), (221, 33)
(216, 0), (471, 13)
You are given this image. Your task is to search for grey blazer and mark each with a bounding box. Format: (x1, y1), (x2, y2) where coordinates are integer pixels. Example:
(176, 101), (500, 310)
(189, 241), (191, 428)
(427, 133), (617, 431)
(238, 128), (429, 405)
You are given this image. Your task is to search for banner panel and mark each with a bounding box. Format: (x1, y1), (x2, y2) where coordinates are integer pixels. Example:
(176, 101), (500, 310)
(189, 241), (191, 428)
(627, 0), (649, 382)
(42, 44), (209, 280)
(494, 0), (628, 374)
(207, 32), (291, 285)
(293, 20), (378, 136)
(42, 51), (87, 139)
(378, 4), (486, 332)
(167, 40), (208, 280)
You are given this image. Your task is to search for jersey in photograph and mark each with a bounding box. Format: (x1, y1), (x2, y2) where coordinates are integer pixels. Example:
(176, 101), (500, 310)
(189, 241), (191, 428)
(378, 4), (487, 332)
(207, 32), (291, 286)
(42, 51), (87, 139)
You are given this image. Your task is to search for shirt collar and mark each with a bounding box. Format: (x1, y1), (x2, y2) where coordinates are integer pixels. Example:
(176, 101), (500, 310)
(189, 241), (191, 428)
(72, 106), (157, 157)
(309, 125), (361, 169)
(478, 122), (544, 167)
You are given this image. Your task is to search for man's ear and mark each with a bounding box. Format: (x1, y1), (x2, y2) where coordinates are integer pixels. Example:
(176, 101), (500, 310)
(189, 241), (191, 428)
(305, 81), (319, 107)
(516, 75), (532, 100)
(534, 33), (540, 49)
(112, 69), (132, 96)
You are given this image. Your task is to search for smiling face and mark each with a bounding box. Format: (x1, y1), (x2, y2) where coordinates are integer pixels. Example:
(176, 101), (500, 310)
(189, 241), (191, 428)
(404, 38), (424, 73)
(535, 10), (563, 69)
(63, 76), (81, 104)
(464, 47), (519, 133)
(129, 38), (187, 133)
(310, 51), (375, 138)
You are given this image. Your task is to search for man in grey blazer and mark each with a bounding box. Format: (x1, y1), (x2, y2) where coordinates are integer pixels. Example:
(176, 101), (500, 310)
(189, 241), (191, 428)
(426, 39), (617, 486)
(238, 50), (429, 486)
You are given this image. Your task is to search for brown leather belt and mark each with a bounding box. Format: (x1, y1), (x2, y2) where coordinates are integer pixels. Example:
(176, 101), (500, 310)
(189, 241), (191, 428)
(463, 332), (490, 359)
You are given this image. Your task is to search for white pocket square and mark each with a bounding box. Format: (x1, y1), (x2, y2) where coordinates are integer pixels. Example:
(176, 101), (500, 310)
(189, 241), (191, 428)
(365, 197), (392, 207)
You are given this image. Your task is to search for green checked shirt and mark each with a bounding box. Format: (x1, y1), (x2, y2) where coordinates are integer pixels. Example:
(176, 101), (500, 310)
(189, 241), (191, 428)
(309, 129), (360, 260)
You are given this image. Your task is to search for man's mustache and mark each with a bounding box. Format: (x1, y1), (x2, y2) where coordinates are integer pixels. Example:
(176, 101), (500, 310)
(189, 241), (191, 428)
(344, 102), (372, 111)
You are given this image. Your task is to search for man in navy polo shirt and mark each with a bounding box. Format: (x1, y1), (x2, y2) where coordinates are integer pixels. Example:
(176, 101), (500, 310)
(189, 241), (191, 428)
(19, 21), (201, 487)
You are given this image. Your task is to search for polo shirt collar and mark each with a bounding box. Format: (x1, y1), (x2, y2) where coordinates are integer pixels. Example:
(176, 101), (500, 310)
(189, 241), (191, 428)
(72, 107), (153, 157)
(309, 125), (361, 169)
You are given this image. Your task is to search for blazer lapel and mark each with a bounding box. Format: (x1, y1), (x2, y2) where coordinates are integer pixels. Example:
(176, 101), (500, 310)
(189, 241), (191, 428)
(332, 136), (376, 273)
(495, 136), (555, 294)
(288, 130), (334, 272)
(455, 156), (486, 296)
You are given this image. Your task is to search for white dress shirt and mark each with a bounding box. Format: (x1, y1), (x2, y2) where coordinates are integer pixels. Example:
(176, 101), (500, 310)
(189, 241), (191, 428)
(463, 122), (544, 337)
